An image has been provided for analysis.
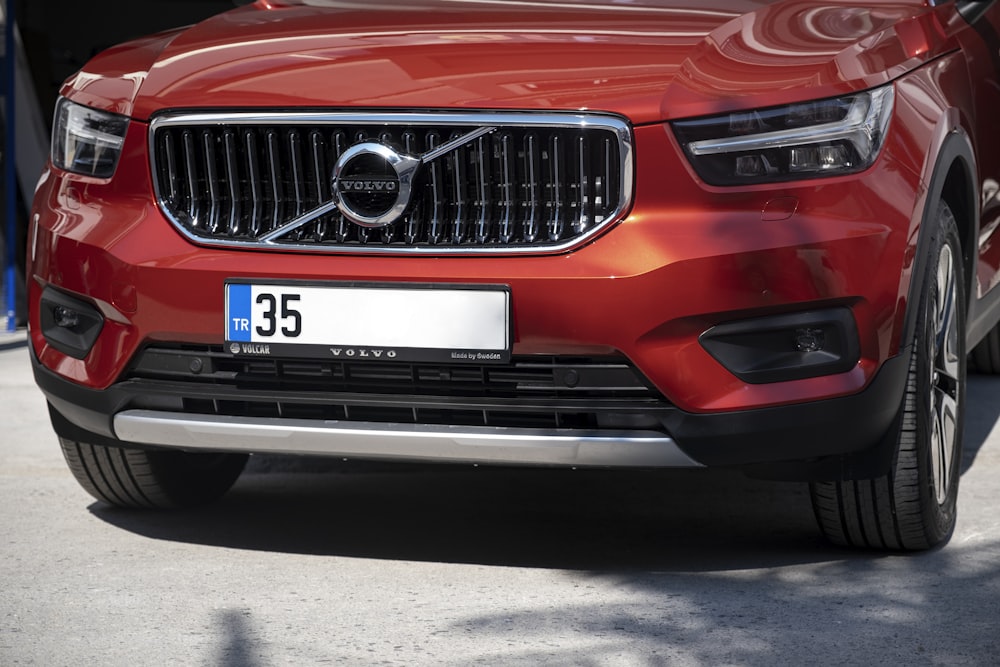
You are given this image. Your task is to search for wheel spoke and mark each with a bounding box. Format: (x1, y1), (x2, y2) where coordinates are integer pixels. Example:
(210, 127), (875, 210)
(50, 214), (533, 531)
(935, 246), (955, 360)
(930, 243), (960, 506)
(932, 384), (958, 504)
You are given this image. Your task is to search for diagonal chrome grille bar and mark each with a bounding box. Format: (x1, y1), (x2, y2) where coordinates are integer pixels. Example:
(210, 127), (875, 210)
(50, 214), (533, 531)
(419, 125), (497, 163)
(259, 200), (341, 243)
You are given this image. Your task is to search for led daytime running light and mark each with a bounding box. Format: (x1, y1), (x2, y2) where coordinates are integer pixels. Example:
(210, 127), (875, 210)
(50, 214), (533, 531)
(52, 98), (129, 178)
(687, 87), (894, 157)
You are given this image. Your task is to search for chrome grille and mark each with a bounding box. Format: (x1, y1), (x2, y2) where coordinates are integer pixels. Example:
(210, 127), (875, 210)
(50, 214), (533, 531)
(149, 112), (632, 254)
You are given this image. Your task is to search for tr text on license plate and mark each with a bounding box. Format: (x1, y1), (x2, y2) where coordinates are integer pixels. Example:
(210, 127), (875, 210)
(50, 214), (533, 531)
(224, 281), (511, 363)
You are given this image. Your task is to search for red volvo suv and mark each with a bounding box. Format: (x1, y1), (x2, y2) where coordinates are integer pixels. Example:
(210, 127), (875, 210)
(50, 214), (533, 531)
(28, 0), (1000, 550)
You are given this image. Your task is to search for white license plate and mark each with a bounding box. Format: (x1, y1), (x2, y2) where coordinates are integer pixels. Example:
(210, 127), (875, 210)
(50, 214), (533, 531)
(225, 282), (511, 363)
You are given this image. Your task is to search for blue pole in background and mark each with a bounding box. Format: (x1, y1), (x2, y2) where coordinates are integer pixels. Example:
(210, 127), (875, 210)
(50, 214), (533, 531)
(4, 0), (16, 332)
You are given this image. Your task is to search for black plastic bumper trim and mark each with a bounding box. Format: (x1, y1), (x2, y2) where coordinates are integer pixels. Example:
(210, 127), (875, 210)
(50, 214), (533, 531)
(31, 345), (909, 479)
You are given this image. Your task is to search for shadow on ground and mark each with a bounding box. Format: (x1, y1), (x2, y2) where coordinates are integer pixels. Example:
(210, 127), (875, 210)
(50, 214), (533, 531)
(89, 374), (1000, 574)
(90, 461), (852, 572)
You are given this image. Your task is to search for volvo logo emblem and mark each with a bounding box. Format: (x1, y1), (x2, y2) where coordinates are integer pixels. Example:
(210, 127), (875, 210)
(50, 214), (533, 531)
(332, 143), (419, 228)
(258, 127), (496, 240)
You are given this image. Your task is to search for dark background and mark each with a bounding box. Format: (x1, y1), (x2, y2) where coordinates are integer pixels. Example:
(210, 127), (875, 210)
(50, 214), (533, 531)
(18, 0), (247, 123)
(2, 1), (248, 323)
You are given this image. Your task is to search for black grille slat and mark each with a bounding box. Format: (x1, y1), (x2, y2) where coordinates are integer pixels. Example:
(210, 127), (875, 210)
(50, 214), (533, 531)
(448, 138), (467, 244)
(245, 132), (263, 237)
(574, 135), (589, 236)
(309, 131), (329, 242)
(403, 132), (420, 244)
(547, 133), (565, 242)
(474, 136), (490, 243)
(498, 133), (515, 243)
(333, 130), (350, 242)
(162, 132), (180, 205)
(151, 114), (629, 252)
(288, 130), (306, 224)
(223, 131), (242, 236)
(265, 131), (283, 235)
(200, 131), (220, 234)
(522, 134), (541, 243)
(181, 131), (200, 225)
(427, 132), (445, 245)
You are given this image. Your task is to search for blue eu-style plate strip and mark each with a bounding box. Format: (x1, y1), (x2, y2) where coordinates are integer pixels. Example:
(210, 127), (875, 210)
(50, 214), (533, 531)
(226, 283), (252, 342)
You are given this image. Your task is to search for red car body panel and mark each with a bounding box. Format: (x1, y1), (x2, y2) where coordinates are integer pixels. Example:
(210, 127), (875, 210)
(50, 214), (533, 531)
(26, 0), (1000, 467)
(67, 0), (958, 122)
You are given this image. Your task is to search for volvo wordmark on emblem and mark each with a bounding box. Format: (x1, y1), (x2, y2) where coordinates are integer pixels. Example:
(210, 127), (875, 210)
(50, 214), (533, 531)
(339, 179), (399, 193)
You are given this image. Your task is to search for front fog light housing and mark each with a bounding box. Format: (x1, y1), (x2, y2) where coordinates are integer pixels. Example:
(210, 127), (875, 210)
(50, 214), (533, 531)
(699, 308), (860, 383)
(39, 287), (105, 359)
(673, 85), (894, 185)
(52, 98), (129, 178)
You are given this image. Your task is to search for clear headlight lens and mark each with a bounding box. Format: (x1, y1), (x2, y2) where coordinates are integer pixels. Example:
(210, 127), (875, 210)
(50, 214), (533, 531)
(672, 85), (894, 186)
(52, 98), (129, 178)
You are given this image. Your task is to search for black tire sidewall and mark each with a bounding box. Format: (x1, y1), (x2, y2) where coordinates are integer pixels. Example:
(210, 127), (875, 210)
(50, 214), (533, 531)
(901, 201), (966, 546)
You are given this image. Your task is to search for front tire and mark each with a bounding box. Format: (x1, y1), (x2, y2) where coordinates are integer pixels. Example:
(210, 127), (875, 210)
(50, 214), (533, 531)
(810, 200), (965, 550)
(60, 438), (248, 509)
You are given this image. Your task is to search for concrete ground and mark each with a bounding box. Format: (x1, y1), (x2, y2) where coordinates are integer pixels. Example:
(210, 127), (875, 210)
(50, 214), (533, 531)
(2, 331), (999, 665)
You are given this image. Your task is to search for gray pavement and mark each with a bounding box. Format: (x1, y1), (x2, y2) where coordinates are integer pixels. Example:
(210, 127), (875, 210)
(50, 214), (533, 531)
(1, 335), (999, 665)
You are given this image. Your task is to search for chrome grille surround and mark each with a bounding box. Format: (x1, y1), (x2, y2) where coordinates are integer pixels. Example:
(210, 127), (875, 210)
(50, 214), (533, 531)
(148, 111), (633, 254)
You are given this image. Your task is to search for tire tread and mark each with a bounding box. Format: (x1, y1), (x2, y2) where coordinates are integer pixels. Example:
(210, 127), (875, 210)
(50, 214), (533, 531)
(58, 437), (246, 509)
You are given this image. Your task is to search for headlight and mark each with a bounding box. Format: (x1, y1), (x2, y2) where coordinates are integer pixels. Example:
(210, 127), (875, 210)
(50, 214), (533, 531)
(52, 98), (129, 178)
(672, 85), (894, 186)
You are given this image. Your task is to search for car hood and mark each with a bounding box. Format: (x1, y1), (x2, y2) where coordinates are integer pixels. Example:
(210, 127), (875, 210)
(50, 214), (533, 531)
(62, 0), (957, 125)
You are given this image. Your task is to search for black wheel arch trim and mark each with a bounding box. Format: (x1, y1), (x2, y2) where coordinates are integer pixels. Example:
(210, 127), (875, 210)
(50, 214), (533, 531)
(903, 127), (978, 353)
(957, 0), (997, 25)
